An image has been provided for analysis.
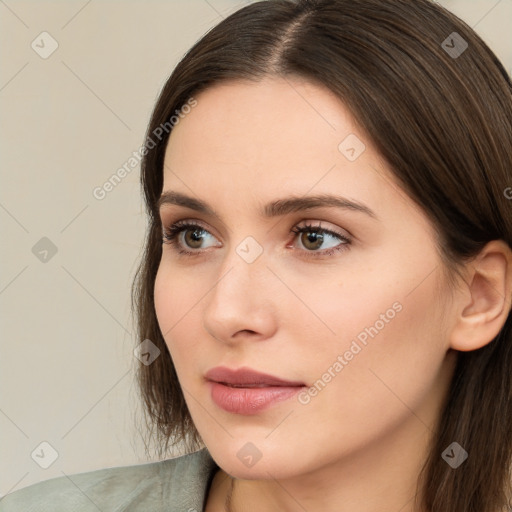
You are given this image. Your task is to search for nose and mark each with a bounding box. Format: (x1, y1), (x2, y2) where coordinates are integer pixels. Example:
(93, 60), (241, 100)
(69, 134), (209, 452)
(202, 247), (278, 345)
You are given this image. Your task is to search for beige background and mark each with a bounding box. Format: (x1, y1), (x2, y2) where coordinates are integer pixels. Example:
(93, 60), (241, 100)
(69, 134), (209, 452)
(1, 0), (511, 496)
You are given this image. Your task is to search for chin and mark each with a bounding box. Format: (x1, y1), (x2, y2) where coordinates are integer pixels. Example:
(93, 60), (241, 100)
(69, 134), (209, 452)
(206, 441), (302, 481)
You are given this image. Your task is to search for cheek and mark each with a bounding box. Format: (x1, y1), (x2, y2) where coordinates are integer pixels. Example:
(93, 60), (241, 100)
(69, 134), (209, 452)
(291, 246), (448, 388)
(153, 266), (173, 337)
(295, 263), (450, 437)
(307, 245), (446, 363)
(154, 265), (201, 357)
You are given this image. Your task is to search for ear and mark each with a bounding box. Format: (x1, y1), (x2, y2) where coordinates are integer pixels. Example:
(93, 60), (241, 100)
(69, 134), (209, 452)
(449, 239), (512, 352)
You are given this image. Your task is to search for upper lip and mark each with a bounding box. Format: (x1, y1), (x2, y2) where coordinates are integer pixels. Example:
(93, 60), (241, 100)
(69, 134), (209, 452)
(205, 366), (305, 387)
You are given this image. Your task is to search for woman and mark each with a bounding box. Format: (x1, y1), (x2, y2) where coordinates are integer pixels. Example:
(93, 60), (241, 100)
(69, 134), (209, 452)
(2, 0), (511, 511)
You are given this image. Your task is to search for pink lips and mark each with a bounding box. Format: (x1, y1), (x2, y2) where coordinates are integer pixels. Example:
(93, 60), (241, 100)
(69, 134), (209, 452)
(205, 366), (306, 415)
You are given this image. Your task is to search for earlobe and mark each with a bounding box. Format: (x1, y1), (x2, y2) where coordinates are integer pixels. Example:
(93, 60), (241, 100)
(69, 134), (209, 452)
(449, 240), (512, 352)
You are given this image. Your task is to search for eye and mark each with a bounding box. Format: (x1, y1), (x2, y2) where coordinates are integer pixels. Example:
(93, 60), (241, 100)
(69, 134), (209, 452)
(162, 220), (220, 256)
(161, 220), (352, 258)
(289, 222), (351, 258)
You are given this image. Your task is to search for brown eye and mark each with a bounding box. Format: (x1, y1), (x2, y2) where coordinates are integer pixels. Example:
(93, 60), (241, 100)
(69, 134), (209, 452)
(299, 231), (325, 251)
(162, 221), (220, 255)
(183, 227), (206, 249)
(289, 223), (351, 258)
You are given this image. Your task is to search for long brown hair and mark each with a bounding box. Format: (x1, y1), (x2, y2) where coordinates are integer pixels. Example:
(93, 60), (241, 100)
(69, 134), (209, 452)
(131, 1), (512, 510)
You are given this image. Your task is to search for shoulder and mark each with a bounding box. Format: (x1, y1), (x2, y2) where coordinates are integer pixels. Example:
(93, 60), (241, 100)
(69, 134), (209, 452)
(0, 448), (218, 512)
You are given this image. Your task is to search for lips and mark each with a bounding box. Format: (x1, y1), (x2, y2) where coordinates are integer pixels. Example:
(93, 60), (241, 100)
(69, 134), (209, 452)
(205, 366), (305, 387)
(205, 366), (306, 415)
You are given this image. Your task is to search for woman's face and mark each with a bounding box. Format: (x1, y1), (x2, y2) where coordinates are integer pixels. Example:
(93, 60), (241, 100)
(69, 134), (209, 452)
(154, 77), (458, 480)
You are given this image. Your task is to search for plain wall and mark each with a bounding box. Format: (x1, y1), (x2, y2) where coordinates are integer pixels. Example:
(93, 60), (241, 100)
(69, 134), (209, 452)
(1, 0), (511, 496)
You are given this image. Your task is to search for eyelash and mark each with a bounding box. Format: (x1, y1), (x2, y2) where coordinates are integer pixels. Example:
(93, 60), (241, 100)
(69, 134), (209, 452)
(161, 220), (351, 259)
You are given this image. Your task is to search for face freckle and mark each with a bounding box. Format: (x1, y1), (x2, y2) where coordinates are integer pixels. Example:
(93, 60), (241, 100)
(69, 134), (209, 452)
(153, 76), (457, 485)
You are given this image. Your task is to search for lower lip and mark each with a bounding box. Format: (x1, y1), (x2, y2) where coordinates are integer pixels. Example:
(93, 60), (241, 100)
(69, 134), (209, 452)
(208, 381), (304, 415)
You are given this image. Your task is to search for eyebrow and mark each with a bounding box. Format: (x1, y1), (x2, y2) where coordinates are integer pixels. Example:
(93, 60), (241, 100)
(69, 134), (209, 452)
(157, 191), (378, 220)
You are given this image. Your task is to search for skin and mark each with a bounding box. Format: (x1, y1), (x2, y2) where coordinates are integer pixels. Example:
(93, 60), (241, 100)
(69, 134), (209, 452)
(153, 76), (511, 512)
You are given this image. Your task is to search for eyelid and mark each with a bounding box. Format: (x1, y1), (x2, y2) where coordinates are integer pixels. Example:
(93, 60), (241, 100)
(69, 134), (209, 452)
(160, 215), (350, 238)
(163, 219), (222, 247)
(160, 214), (223, 236)
(295, 219), (352, 238)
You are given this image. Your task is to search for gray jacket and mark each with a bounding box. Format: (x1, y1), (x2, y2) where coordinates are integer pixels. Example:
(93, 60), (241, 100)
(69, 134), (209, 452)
(0, 448), (218, 511)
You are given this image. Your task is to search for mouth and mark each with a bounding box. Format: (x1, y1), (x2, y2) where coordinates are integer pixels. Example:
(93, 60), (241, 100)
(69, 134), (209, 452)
(205, 365), (305, 387)
(221, 383), (289, 388)
(207, 381), (305, 415)
(205, 366), (306, 415)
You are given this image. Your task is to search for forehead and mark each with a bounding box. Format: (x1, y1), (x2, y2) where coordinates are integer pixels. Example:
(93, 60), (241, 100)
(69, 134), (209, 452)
(161, 77), (426, 228)
(164, 77), (366, 180)
(168, 78), (356, 152)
